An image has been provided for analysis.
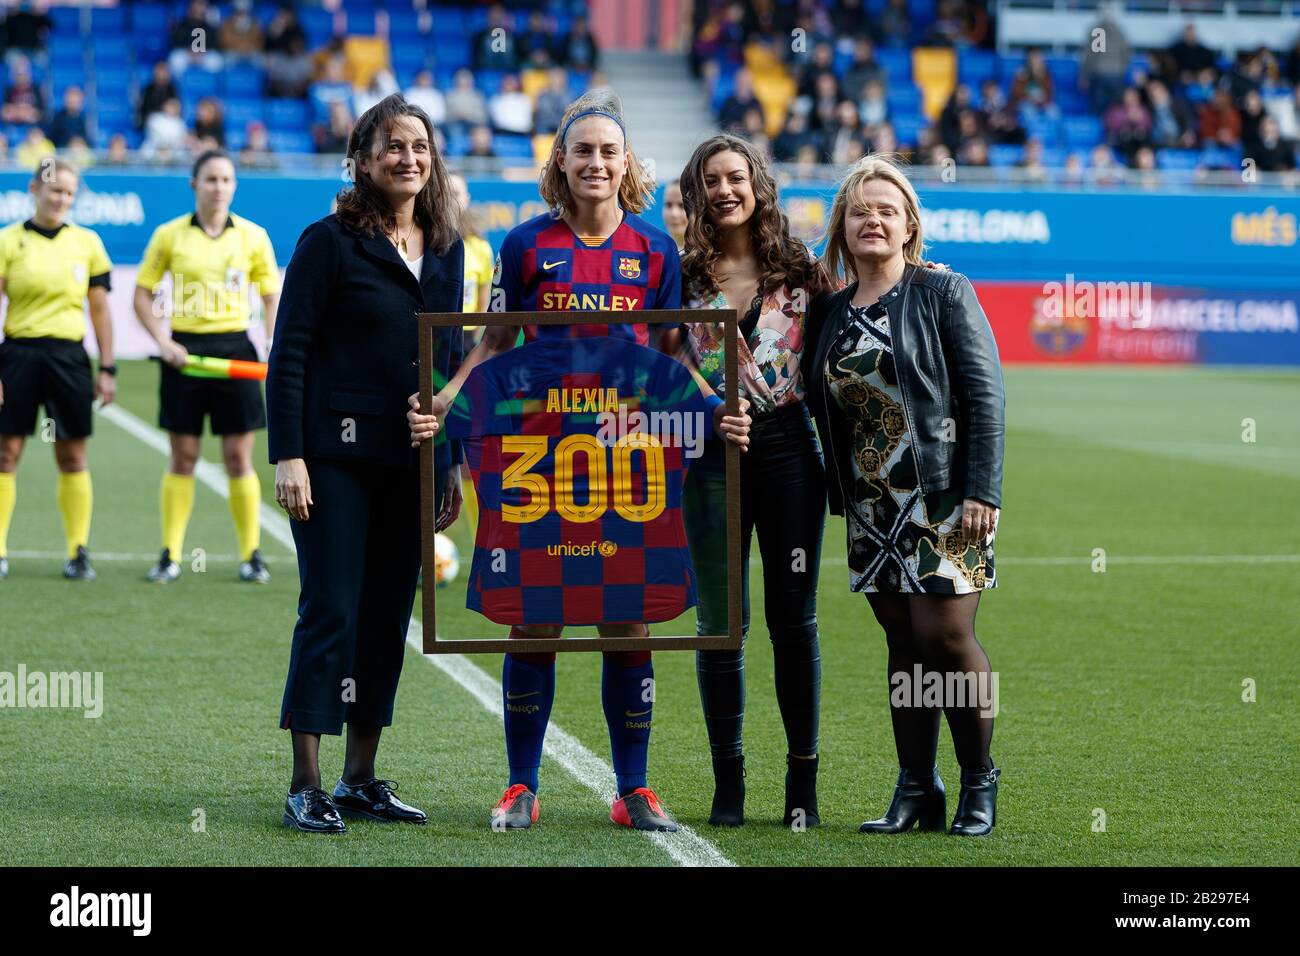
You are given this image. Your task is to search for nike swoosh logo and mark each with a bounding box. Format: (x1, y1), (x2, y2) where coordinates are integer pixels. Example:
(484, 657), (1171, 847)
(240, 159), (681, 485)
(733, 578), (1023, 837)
(507, 691), (541, 700)
(541, 260), (565, 270)
(624, 708), (652, 718)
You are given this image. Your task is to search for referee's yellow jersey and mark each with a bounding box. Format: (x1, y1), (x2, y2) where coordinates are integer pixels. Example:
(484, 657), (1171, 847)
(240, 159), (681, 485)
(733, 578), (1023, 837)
(0, 220), (112, 341)
(136, 213), (281, 334)
(462, 233), (494, 314)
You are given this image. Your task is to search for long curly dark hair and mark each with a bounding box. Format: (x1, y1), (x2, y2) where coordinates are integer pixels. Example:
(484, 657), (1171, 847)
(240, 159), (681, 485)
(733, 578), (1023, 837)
(335, 94), (458, 255)
(679, 134), (827, 303)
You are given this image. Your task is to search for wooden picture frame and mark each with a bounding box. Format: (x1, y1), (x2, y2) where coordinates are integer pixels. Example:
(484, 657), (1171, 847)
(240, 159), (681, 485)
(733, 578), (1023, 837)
(418, 309), (742, 654)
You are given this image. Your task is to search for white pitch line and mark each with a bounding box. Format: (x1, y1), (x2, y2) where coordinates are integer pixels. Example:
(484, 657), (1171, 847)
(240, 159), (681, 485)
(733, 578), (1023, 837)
(101, 402), (732, 868)
(9, 549), (250, 562)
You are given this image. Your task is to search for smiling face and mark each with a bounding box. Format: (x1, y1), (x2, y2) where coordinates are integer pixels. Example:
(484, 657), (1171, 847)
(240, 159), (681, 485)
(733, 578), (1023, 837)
(844, 176), (913, 267)
(191, 155), (236, 214)
(662, 181), (686, 239)
(358, 115), (432, 206)
(556, 114), (627, 209)
(31, 167), (78, 225)
(702, 149), (756, 232)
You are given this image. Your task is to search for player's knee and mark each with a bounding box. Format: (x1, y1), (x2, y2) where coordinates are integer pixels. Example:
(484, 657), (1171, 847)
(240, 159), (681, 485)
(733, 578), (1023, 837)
(911, 622), (971, 662)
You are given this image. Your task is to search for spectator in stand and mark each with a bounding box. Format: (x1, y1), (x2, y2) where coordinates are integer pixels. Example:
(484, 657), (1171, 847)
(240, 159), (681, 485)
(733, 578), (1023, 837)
(467, 124), (496, 158)
(960, 136), (990, 167)
(169, 0), (224, 76)
(265, 5), (307, 56)
(559, 14), (600, 71)
(1130, 146), (1160, 188)
(101, 133), (130, 167)
(693, 1), (747, 76)
(48, 86), (88, 148)
(859, 79), (889, 129)
(772, 111), (813, 162)
(1240, 89), (1268, 156)
(807, 72), (842, 133)
(63, 135), (95, 169)
(1182, 66), (1218, 107)
(955, 108), (985, 155)
(796, 42), (838, 101)
(474, 4), (519, 72)
(489, 73), (534, 136)
(194, 97), (226, 147)
(940, 84), (975, 153)
(961, 0), (991, 47)
(141, 97), (189, 159)
(1287, 38), (1300, 87)
(138, 62), (180, 130)
(1019, 138), (1049, 184)
(1080, 1), (1130, 113)
(3, 1), (52, 67)
(13, 126), (54, 168)
(1228, 49), (1268, 104)
(920, 140), (952, 167)
(316, 100), (354, 154)
(1144, 79), (1194, 149)
(404, 70), (447, 126)
(879, 0), (911, 48)
(1011, 47), (1059, 124)
(843, 38), (886, 99)
(1251, 116), (1297, 172)
(1090, 144), (1124, 186)
(720, 69), (764, 133)
(831, 0), (870, 41)
(240, 121), (278, 170)
(219, 0), (264, 65)
(267, 33), (312, 99)
(1061, 151), (1086, 186)
(533, 68), (570, 134)
(2, 56), (43, 125)
(979, 79), (1026, 145)
(925, 0), (964, 47)
(446, 68), (489, 140)
(1266, 86), (1300, 141)
(870, 120), (900, 159)
(742, 108), (771, 155)
(354, 69), (400, 118)
(1169, 24), (1217, 87)
(1105, 87), (1152, 161)
(1199, 86), (1242, 147)
(519, 11), (559, 68)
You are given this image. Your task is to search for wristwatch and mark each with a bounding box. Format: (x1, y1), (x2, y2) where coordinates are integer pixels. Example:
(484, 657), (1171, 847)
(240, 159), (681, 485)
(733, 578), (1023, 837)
(99, 363), (118, 377)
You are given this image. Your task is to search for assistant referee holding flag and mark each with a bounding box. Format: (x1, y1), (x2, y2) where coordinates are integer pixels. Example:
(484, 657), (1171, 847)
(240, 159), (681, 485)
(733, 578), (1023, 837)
(133, 149), (280, 584)
(0, 158), (115, 581)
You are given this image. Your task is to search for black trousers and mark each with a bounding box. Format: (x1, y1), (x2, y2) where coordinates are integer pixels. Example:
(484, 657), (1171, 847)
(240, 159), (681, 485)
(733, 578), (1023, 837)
(279, 453), (445, 735)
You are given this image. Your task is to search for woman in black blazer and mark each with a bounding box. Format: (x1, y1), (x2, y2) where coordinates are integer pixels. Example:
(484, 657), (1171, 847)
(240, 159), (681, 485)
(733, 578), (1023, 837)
(803, 156), (1006, 836)
(266, 94), (464, 833)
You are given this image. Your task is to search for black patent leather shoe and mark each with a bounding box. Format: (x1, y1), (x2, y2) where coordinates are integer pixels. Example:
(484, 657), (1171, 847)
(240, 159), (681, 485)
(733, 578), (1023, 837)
(708, 754), (745, 827)
(783, 754), (821, 828)
(950, 766), (999, 836)
(333, 777), (427, 824)
(859, 766), (946, 834)
(283, 786), (346, 834)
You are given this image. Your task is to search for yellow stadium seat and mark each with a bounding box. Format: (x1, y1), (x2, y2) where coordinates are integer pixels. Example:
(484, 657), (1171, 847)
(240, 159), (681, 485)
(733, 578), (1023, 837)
(345, 36), (389, 89)
(912, 47), (957, 122)
(533, 133), (556, 164)
(521, 69), (550, 102)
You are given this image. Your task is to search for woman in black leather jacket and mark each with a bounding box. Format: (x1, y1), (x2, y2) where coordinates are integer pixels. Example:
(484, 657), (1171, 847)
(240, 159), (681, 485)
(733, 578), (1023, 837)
(803, 155), (1006, 836)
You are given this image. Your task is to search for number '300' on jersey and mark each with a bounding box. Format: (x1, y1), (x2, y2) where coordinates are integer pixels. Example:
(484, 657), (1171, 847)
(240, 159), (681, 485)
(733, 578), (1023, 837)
(445, 336), (713, 627)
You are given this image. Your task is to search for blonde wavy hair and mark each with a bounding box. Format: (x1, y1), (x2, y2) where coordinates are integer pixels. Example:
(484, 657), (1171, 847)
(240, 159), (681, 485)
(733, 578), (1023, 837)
(538, 89), (655, 217)
(821, 153), (925, 286)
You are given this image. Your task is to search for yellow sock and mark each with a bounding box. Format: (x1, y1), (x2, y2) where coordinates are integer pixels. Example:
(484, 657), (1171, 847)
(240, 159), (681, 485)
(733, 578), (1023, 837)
(228, 472), (261, 560)
(57, 470), (93, 558)
(0, 472), (15, 558)
(161, 472), (196, 558)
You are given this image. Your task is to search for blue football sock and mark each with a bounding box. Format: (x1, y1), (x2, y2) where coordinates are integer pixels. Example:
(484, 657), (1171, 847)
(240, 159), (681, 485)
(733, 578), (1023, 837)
(503, 653), (555, 794)
(602, 653), (653, 796)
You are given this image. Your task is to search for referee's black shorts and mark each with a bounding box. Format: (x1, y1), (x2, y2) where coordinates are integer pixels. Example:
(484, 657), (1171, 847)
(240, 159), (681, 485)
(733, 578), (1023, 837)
(160, 331), (267, 436)
(0, 336), (94, 439)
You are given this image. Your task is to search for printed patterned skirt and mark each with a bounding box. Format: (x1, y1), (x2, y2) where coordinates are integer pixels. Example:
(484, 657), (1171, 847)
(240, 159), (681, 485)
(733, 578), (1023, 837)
(824, 300), (996, 595)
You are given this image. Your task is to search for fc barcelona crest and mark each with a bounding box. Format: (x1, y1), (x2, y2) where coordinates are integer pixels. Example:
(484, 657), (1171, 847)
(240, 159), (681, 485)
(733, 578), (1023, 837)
(618, 256), (642, 279)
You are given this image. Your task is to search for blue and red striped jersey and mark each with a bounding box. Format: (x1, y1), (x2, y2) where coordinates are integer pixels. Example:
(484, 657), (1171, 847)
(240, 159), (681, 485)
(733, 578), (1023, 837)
(489, 210), (682, 347)
(445, 336), (713, 627)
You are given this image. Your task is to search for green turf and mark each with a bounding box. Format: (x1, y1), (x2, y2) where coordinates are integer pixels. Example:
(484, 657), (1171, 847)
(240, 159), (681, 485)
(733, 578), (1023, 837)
(0, 361), (1296, 866)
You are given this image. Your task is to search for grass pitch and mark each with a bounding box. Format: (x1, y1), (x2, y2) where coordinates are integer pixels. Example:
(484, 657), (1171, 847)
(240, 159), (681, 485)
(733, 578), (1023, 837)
(0, 362), (1296, 866)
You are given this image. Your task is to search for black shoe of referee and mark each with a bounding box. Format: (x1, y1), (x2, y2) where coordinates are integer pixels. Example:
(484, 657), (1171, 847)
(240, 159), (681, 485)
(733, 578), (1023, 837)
(239, 549), (270, 584)
(147, 548), (181, 583)
(62, 546), (96, 581)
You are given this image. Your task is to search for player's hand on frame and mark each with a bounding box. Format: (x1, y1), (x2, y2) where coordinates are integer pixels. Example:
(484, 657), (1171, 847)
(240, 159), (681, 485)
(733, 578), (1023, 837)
(159, 338), (189, 369)
(407, 392), (447, 447)
(436, 467), (462, 531)
(714, 396), (752, 451)
(275, 457), (313, 521)
(961, 498), (998, 546)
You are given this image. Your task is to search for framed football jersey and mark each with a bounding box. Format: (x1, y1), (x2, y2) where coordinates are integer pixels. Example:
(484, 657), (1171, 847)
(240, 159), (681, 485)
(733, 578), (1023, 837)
(418, 308), (743, 654)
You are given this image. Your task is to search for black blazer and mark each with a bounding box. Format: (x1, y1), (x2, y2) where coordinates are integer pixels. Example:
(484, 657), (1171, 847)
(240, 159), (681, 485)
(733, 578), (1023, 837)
(267, 214), (464, 469)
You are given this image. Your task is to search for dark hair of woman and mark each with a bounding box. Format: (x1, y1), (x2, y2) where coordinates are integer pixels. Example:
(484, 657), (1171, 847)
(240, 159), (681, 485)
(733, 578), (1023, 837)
(334, 93), (459, 256)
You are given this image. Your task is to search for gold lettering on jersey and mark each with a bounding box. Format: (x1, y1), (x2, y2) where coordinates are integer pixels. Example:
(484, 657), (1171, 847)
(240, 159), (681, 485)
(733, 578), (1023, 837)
(539, 292), (640, 311)
(546, 388), (620, 413)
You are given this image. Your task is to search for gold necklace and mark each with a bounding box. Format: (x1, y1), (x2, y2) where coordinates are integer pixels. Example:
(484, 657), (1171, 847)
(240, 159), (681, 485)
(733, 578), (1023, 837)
(389, 219), (416, 256)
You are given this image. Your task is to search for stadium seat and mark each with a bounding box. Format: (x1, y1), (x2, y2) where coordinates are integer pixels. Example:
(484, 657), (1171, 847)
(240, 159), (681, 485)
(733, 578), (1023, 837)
(299, 8), (337, 47)
(957, 48), (997, 87)
(1063, 115), (1102, 149)
(223, 65), (266, 100)
(876, 47), (914, 84)
(988, 144), (1025, 167)
(130, 4), (172, 35)
(225, 99), (266, 130)
(998, 51), (1026, 84)
(886, 84), (923, 115)
(1046, 55), (1081, 92)
(891, 114), (927, 148)
(95, 67), (132, 99)
(1024, 115), (1061, 147)
(345, 9), (378, 37)
(94, 100), (134, 135)
(92, 36), (131, 66)
(179, 70), (220, 99)
(476, 70), (506, 98)
(91, 7), (128, 33)
(495, 133), (534, 159)
(912, 46), (956, 121)
(433, 37), (472, 72)
(48, 6), (86, 35)
(388, 10), (424, 38)
(1156, 149), (1200, 170)
(267, 98), (310, 131)
(50, 37), (86, 66)
(268, 130), (314, 154)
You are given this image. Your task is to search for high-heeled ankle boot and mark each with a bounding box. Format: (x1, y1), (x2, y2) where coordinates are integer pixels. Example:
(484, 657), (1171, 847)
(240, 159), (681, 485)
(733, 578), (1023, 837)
(949, 765), (999, 836)
(858, 766), (946, 833)
(783, 755), (820, 828)
(708, 754), (745, 826)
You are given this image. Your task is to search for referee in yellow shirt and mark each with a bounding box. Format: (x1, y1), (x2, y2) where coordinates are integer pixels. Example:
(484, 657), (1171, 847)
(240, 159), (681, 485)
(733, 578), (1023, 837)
(133, 149), (281, 584)
(0, 158), (115, 581)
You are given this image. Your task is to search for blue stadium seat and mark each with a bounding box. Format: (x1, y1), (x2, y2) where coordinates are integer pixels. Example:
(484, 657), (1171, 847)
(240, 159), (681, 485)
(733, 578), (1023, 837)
(890, 114), (926, 148)
(130, 4), (172, 35)
(91, 7), (128, 33)
(875, 48), (913, 84)
(1156, 149), (1199, 170)
(267, 98), (310, 131)
(998, 51), (1025, 83)
(225, 99), (266, 130)
(1199, 145), (1242, 169)
(96, 67), (132, 98)
(92, 36), (131, 65)
(50, 37), (85, 65)
(226, 125), (249, 152)
(269, 130), (314, 154)
(179, 70), (221, 99)
(495, 134), (533, 159)
(476, 70), (505, 98)
(346, 9), (378, 36)
(433, 37), (471, 72)
(429, 6), (470, 35)
(95, 100), (134, 134)
(223, 64), (266, 99)
(1046, 55), (1080, 91)
(958, 48), (997, 87)
(48, 6), (87, 35)
(389, 10), (424, 37)
(49, 63), (88, 96)
(1063, 115), (1102, 149)
(1039, 146), (1067, 167)
(886, 85), (922, 115)
(299, 8), (337, 47)
(988, 144), (1025, 167)
(1024, 115), (1061, 147)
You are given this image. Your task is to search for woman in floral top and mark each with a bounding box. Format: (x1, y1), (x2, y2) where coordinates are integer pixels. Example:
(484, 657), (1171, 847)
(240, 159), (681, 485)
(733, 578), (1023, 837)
(663, 134), (830, 828)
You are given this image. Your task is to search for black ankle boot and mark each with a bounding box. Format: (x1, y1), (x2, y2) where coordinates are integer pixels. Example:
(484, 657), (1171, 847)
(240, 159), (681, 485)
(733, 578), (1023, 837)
(708, 754), (745, 826)
(949, 765), (999, 836)
(783, 755), (820, 828)
(859, 766), (946, 834)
